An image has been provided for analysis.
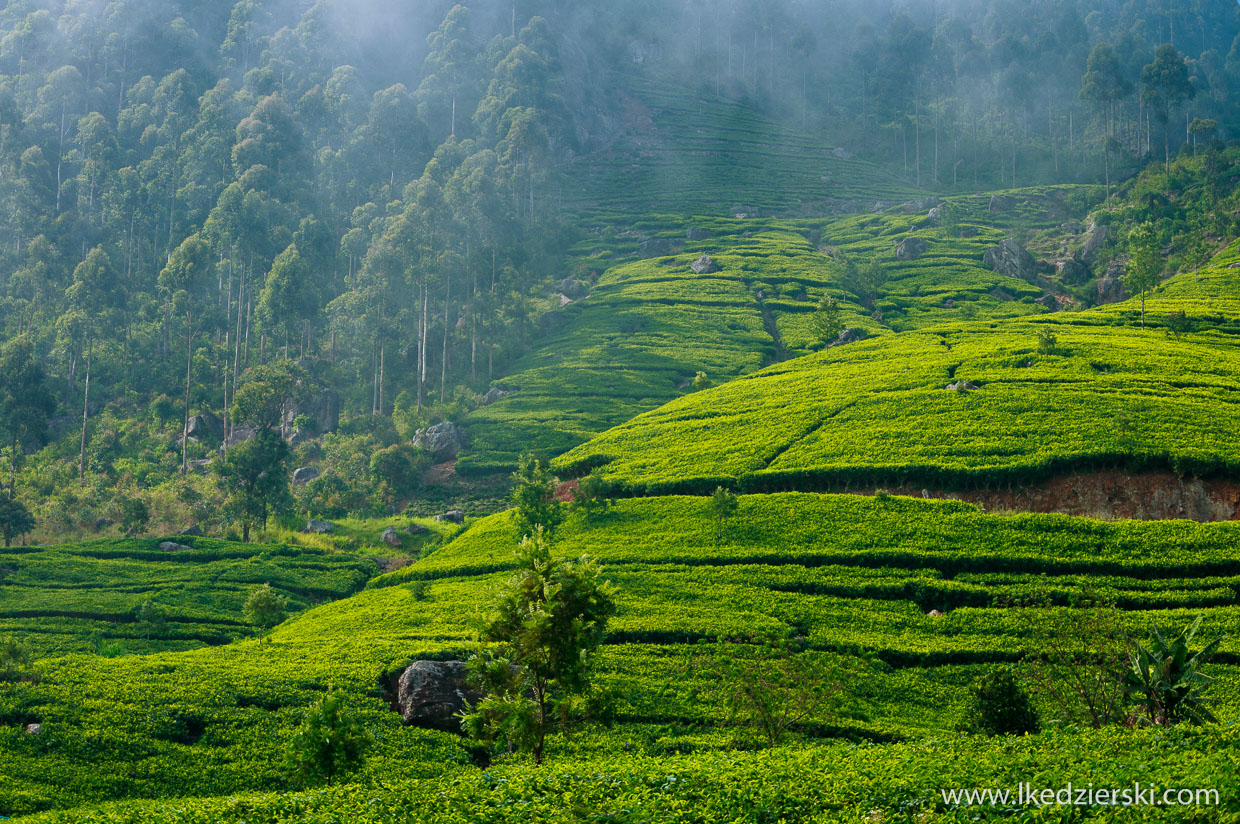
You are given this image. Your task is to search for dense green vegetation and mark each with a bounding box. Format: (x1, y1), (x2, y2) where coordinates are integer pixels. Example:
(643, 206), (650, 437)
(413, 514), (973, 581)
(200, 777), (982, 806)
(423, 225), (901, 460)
(0, 536), (376, 658)
(22, 727), (1240, 823)
(6, 1), (1240, 821)
(4, 494), (1240, 816)
(554, 239), (1240, 493)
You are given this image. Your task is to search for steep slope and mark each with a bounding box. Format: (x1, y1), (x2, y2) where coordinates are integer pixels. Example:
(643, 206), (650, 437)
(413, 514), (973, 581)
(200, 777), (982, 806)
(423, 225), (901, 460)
(564, 78), (922, 220)
(460, 188), (1098, 473)
(0, 537), (375, 658)
(553, 242), (1240, 504)
(6, 495), (1240, 816)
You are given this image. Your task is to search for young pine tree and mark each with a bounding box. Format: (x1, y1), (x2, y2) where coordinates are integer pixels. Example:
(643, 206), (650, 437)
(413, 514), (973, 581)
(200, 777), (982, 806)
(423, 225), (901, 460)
(461, 527), (616, 765)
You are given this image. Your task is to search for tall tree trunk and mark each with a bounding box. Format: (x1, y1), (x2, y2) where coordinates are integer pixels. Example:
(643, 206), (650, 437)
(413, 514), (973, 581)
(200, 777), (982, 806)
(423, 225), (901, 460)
(181, 317), (194, 475)
(79, 338), (92, 480)
(441, 281), (450, 402)
(9, 433), (18, 500)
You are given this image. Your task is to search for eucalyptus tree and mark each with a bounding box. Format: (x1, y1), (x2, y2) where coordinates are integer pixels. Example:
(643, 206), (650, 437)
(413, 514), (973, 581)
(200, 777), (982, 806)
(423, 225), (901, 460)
(159, 233), (214, 473)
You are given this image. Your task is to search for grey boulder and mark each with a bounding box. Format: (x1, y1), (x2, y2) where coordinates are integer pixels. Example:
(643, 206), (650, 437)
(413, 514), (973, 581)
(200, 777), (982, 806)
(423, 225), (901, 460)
(983, 238), (1038, 282)
(689, 254), (720, 274)
(895, 236), (929, 260)
(415, 422), (463, 463)
(292, 466), (321, 485)
(396, 660), (481, 733)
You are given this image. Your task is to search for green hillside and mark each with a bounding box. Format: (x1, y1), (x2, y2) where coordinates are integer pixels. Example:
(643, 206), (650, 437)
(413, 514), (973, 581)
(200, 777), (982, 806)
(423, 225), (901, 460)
(460, 187), (1100, 473)
(5, 495), (1240, 817)
(565, 78), (923, 220)
(552, 241), (1240, 493)
(0, 537), (377, 658)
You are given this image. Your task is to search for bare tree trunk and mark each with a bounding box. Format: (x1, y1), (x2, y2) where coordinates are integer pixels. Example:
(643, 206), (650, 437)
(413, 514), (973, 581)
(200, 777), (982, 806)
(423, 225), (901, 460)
(79, 338), (92, 480)
(441, 280), (450, 402)
(181, 318), (194, 475)
(378, 344), (385, 415)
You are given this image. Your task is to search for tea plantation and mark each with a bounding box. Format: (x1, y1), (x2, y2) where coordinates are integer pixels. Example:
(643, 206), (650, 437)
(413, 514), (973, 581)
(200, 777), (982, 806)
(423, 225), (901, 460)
(458, 187), (1097, 474)
(5, 494), (1240, 818)
(0, 537), (376, 658)
(552, 241), (1240, 493)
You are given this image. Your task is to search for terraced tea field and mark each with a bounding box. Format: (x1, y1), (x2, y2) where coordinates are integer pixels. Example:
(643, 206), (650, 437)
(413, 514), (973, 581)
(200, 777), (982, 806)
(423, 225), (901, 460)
(564, 77), (922, 220)
(553, 242), (1240, 493)
(460, 188), (1098, 474)
(5, 494), (1240, 816)
(0, 537), (376, 658)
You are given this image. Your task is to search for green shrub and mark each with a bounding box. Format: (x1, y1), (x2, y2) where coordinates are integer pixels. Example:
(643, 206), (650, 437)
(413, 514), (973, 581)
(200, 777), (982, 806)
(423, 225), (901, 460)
(961, 668), (1040, 736)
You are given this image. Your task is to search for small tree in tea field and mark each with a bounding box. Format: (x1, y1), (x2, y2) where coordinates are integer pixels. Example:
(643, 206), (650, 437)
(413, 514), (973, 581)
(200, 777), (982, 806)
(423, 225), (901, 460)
(244, 583), (288, 637)
(461, 527), (616, 765)
(286, 689), (371, 786)
(710, 486), (738, 544)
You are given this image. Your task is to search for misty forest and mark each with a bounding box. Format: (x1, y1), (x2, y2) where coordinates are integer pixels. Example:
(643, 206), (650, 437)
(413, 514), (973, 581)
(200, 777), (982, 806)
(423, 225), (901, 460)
(3, 0), (1240, 821)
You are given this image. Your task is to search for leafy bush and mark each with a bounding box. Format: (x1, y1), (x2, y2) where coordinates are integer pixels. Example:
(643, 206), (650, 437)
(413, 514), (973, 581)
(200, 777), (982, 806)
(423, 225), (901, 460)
(961, 667), (1040, 736)
(284, 690), (372, 787)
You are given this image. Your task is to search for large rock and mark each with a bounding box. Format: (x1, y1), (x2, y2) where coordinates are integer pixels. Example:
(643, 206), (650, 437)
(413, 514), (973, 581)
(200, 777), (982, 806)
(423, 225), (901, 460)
(983, 238), (1038, 282)
(396, 660), (481, 733)
(222, 425), (257, 450)
(178, 525), (204, 537)
(292, 466), (321, 485)
(558, 277), (589, 299)
(159, 541), (191, 552)
(481, 387), (513, 406)
(946, 380), (979, 393)
(689, 254), (720, 274)
(895, 236), (929, 261)
(989, 194), (1015, 213)
(434, 510), (465, 524)
(901, 196), (941, 214)
(638, 238), (678, 258)
(186, 413), (222, 440)
(187, 459), (212, 475)
(415, 422), (463, 463)
(828, 328), (866, 348)
(1097, 262), (1127, 304)
(283, 384), (340, 436)
(1081, 224), (1109, 264)
(306, 519), (335, 534)
(1055, 259), (1091, 285)
(381, 527), (403, 547)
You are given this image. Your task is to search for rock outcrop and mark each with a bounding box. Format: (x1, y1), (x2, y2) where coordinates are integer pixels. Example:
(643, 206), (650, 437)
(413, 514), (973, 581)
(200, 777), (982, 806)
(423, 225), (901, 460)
(690, 254), (720, 274)
(414, 422), (463, 463)
(558, 277), (589, 299)
(983, 238), (1037, 282)
(1097, 262), (1127, 304)
(1055, 259), (1091, 285)
(988, 194), (1015, 213)
(381, 527), (402, 547)
(186, 413), (222, 441)
(292, 466), (320, 485)
(396, 661), (480, 732)
(895, 236), (929, 261)
(638, 237), (678, 258)
(434, 510), (465, 524)
(481, 387), (513, 406)
(306, 519), (335, 534)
